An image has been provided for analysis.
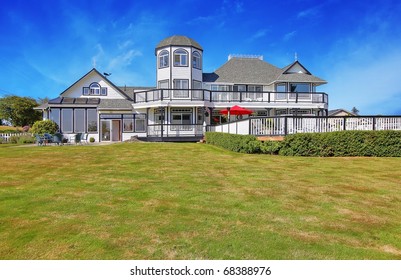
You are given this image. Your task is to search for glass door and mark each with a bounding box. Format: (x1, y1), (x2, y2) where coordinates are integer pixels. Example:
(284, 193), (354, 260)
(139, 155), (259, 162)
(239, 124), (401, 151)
(101, 120), (111, 141)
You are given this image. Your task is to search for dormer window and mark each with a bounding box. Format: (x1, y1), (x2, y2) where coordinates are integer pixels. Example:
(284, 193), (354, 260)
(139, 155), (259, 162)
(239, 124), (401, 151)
(159, 50), (169, 68)
(192, 51), (201, 69)
(174, 49), (188, 66)
(83, 82), (107, 96)
(90, 83), (100, 95)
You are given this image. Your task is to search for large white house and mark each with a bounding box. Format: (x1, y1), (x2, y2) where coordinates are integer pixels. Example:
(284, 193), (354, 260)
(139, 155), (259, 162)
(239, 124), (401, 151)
(37, 35), (328, 142)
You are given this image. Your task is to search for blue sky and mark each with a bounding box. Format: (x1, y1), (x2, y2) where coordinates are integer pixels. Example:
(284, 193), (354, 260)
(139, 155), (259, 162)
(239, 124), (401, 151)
(1, 0), (401, 115)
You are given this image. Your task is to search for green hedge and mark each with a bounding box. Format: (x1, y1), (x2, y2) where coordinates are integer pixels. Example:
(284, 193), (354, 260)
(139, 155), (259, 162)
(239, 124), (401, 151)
(279, 130), (401, 157)
(205, 132), (260, 153)
(205, 132), (282, 154)
(206, 131), (401, 157)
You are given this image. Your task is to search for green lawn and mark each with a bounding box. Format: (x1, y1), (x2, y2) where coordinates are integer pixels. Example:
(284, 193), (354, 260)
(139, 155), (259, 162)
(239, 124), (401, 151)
(0, 143), (401, 259)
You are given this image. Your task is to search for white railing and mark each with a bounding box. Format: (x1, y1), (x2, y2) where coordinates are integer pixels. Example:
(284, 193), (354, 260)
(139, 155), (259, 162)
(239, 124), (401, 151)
(248, 116), (401, 136)
(0, 133), (32, 142)
(147, 124), (204, 137)
(208, 119), (250, 135)
(133, 89), (328, 105)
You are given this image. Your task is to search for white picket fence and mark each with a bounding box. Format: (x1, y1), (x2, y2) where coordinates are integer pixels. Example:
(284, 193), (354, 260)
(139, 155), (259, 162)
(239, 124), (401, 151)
(0, 133), (32, 142)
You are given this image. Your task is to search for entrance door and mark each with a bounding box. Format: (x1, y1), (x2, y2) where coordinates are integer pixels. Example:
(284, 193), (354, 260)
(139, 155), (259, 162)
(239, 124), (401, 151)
(101, 120), (121, 142)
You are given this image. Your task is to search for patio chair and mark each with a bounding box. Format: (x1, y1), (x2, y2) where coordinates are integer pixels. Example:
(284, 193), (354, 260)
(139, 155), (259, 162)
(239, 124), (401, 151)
(75, 133), (82, 145)
(52, 133), (63, 145)
(81, 133), (88, 144)
(44, 133), (53, 144)
(34, 134), (44, 146)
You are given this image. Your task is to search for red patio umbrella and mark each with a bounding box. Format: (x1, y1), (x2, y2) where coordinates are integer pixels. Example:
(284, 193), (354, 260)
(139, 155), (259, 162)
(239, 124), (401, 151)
(220, 105), (253, 115)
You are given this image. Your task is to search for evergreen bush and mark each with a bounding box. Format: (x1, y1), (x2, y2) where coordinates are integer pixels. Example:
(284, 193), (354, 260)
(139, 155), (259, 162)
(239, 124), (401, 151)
(31, 120), (59, 135)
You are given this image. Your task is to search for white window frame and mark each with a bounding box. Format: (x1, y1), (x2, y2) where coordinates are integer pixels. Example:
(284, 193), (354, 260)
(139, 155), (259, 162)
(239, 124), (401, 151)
(135, 114), (146, 132)
(87, 109), (98, 132)
(192, 51), (201, 69)
(174, 49), (188, 67)
(74, 109), (86, 133)
(61, 109), (73, 133)
(159, 50), (169, 68)
(173, 79), (189, 98)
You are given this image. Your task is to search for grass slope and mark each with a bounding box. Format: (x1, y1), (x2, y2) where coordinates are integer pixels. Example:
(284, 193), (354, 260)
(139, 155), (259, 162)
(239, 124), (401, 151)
(0, 143), (400, 259)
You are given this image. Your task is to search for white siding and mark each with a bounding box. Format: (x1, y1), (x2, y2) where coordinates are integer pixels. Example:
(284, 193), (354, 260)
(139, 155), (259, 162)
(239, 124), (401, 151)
(62, 71), (126, 99)
(192, 68), (203, 84)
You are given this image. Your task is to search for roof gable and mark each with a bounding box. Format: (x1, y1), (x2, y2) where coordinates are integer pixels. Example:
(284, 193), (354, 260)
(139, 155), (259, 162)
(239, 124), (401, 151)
(59, 68), (132, 100)
(282, 61), (311, 74)
(275, 61), (327, 85)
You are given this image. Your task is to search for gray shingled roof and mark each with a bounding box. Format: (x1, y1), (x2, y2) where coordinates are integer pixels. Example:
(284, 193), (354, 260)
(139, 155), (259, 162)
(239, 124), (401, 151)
(98, 99), (133, 110)
(156, 35), (203, 50)
(203, 58), (282, 84)
(203, 58), (326, 85)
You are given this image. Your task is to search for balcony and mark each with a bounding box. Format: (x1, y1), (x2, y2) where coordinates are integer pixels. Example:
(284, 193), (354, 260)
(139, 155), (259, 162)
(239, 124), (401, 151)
(133, 89), (328, 105)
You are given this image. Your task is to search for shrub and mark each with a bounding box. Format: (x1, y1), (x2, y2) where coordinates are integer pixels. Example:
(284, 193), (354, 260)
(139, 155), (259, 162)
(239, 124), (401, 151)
(89, 137), (95, 143)
(31, 120), (59, 135)
(17, 135), (35, 144)
(205, 132), (259, 153)
(260, 140), (282, 155)
(279, 130), (401, 157)
(8, 135), (20, 144)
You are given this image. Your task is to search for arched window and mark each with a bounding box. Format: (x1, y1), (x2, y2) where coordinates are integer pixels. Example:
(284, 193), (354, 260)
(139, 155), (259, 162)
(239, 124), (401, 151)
(192, 51), (201, 69)
(90, 83), (101, 95)
(83, 82), (107, 96)
(174, 49), (188, 66)
(159, 50), (169, 68)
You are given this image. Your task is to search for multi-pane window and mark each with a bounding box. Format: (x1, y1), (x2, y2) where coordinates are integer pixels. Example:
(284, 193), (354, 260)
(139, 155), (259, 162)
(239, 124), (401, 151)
(74, 109), (85, 132)
(83, 83), (107, 96)
(276, 83), (287, 100)
(247, 85), (263, 101)
(159, 50), (169, 68)
(61, 109), (73, 133)
(158, 80), (169, 89)
(192, 51), (201, 69)
(192, 80), (203, 99)
(290, 83), (311, 99)
(171, 108), (192, 130)
(193, 80), (202, 89)
(135, 115), (146, 132)
(87, 109), (98, 132)
(123, 119), (134, 132)
(90, 83), (100, 95)
(174, 49), (188, 66)
(173, 79), (189, 98)
(50, 109), (60, 131)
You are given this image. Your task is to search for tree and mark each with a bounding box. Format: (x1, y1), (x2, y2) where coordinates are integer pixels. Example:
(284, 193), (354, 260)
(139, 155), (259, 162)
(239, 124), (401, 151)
(0, 95), (42, 127)
(351, 107), (360, 115)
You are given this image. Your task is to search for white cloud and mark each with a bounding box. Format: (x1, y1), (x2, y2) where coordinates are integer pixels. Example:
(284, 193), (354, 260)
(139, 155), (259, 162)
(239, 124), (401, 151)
(250, 29), (268, 41)
(118, 40), (133, 50)
(297, 6), (321, 19)
(108, 49), (142, 70)
(283, 31), (296, 41)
